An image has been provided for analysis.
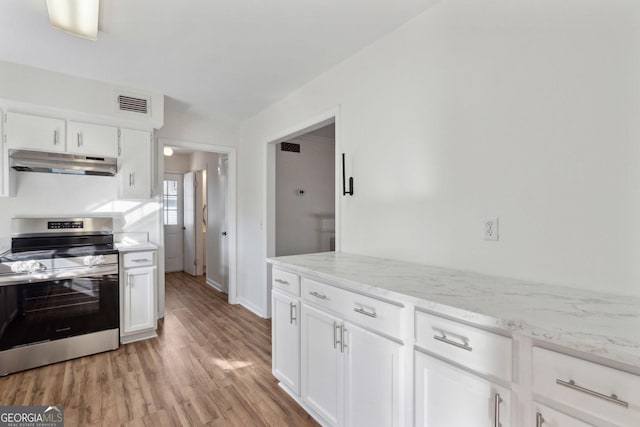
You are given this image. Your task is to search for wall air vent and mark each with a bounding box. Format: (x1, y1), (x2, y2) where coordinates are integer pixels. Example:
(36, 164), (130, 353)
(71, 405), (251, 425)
(281, 142), (300, 153)
(117, 95), (149, 114)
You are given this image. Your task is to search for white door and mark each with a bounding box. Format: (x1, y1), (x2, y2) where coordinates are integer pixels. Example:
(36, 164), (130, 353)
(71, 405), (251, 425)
(272, 290), (300, 394)
(207, 156), (229, 291)
(183, 171), (196, 276)
(343, 322), (401, 427)
(301, 303), (343, 426)
(220, 156), (229, 288)
(194, 170), (205, 276)
(163, 173), (184, 272)
(414, 351), (511, 427)
(123, 267), (156, 333)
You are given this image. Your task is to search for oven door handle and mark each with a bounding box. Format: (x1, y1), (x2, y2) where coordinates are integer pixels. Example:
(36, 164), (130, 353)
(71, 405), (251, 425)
(0, 265), (119, 287)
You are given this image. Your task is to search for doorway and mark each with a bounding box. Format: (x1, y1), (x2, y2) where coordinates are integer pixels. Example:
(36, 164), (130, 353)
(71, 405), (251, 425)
(265, 110), (340, 317)
(158, 139), (237, 310)
(275, 123), (336, 256)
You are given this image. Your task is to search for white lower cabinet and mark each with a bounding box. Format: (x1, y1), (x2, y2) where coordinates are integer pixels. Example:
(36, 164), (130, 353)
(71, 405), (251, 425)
(270, 264), (638, 427)
(532, 346), (640, 426)
(302, 303), (343, 426)
(272, 289), (300, 395)
(344, 322), (401, 427)
(414, 350), (511, 427)
(532, 403), (593, 427)
(120, 250), (157, 343)
(301, 302), (402, 427)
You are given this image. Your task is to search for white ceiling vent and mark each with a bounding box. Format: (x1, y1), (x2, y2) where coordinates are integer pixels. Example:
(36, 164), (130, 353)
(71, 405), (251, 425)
(117, 94), (149, 115)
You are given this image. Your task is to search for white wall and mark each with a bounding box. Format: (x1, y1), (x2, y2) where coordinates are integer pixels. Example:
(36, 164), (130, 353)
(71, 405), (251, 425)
(0, 60), (163, 128)
(164, 153), (191, 173)
(276, 135), (335, 256)
(236, 0), (640, 317)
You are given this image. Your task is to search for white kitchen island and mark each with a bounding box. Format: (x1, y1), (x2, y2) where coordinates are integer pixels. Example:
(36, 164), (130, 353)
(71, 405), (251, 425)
(268, 251), (640, 427)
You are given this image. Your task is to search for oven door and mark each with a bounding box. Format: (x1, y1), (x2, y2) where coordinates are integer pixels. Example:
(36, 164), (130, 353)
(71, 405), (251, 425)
(0, 273), (118, 351)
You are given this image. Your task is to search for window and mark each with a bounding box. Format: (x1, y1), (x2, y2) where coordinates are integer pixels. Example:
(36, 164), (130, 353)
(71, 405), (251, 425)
(163, 180), (178, 225)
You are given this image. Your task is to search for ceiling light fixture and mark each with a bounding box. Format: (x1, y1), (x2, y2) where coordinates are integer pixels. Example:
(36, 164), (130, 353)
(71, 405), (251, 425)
(46, 0), (100, 41)
(163, 147), (174, 157)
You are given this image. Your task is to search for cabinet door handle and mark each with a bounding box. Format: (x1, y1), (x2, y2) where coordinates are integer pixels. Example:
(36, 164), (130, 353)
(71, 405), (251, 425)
(77, 132), (82, 147)
(53, 129), (58, 145)
(536, 412), (544, 427)
(309, 291), (327, 300)
(433, 332), (472, 352)
(340, 325), (347, 353)
(354, 306), (377, 318)
(289, 303), (296, 324)
(556, 379), (629, 408)
(126, 273), (131, 287)
(129, 173), (134, 187)
(333, 321), (339, 349)
(493, 393), (502, 427)
(275, 278), (289, 285)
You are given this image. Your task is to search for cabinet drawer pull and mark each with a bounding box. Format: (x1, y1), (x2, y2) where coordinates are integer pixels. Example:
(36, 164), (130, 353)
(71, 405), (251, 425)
(556, 379), (629, 408)
(309, 291), (327, 300)
(536, 412), (544, 427)
(433, 332), (472, 352)
(131, 259), (152, 263)
(289, 303), (296, 324)
(275, 278), (289, 285)
(493, 393), (502, 427)
(353, 306), (377, 318)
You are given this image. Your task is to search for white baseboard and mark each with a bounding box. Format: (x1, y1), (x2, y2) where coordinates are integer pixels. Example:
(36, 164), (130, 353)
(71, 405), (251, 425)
(205, 277), (226, 293)
(237, 297), (267, 318)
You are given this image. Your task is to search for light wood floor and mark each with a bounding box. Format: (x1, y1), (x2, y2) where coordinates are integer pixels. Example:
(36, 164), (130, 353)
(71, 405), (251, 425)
(0, 272), (318, 427)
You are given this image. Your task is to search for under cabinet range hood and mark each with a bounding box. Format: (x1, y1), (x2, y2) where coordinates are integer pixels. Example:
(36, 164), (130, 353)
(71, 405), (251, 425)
(9, 150), (117, 176)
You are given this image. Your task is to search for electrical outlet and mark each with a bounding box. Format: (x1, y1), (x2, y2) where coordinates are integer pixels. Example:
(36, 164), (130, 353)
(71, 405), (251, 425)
(483, 218), (499, 241)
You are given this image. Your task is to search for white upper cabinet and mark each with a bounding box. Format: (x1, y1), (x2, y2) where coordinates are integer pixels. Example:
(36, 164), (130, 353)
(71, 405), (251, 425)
(5, 112), (65, 153)
(118, 128), (152, 199)
(67, 121), (118, 157)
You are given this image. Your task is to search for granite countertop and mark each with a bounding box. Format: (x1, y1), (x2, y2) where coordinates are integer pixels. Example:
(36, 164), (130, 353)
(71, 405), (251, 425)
(268, 252), (640, 369)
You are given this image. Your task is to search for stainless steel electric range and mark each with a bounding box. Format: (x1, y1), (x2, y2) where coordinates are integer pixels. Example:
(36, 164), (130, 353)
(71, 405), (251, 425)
(0, 217), (119, 375)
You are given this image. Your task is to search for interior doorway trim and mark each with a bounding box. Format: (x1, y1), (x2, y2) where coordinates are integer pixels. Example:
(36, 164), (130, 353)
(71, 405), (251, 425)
(264, 105), (341, 317)
(158, 137), (238, 307)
